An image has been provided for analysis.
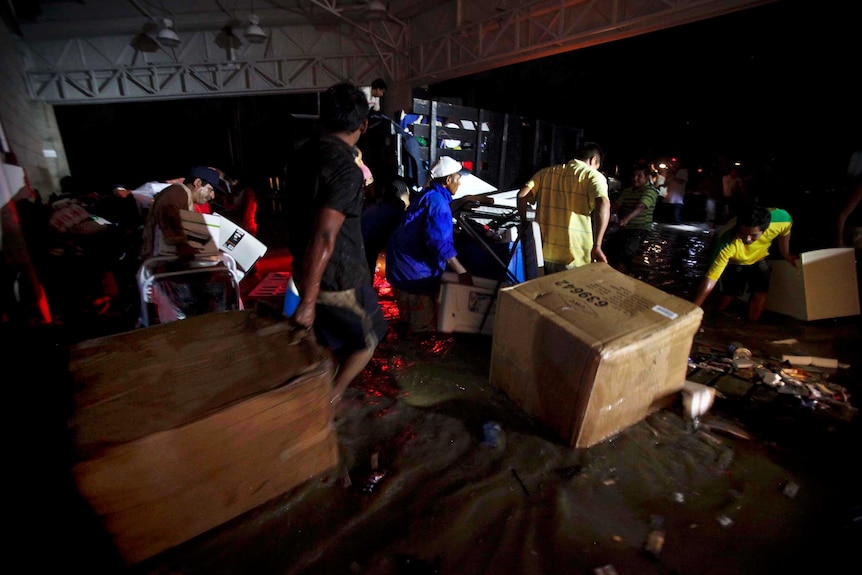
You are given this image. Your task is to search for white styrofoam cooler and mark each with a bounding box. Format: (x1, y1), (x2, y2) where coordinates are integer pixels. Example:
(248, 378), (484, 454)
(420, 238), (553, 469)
(765, 247), (860, 320)
(437, 272), (506, 335)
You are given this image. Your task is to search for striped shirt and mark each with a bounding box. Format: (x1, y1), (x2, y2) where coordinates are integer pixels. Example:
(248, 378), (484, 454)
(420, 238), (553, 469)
(525, 159), (609, 268)
(616, 183), (658, 230)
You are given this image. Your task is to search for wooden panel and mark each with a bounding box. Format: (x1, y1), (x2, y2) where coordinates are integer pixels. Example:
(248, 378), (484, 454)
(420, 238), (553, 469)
(68, 310), (338, 564)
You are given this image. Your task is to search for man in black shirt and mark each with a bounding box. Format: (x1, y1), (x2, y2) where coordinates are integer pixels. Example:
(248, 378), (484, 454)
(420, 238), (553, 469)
(286, 83), (388, 408)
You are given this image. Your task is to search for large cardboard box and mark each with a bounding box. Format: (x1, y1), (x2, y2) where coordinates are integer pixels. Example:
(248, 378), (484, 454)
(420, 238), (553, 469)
(157, 209), (220, 257)
(489, 264), (703, 448)
(68, 310), (338, 564)
(765, 248), (860, 321)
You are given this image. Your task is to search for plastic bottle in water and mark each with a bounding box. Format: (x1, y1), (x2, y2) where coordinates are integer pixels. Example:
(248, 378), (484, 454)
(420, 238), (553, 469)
(283, 276), (300, 317)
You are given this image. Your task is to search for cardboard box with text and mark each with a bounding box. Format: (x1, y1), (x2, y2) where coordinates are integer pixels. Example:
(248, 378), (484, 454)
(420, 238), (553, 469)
(490, 264), (703, 448)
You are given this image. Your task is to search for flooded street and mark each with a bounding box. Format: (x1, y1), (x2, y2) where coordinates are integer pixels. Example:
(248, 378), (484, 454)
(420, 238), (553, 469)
(31, 219), (859, 575)
(119, 223), (862, 575)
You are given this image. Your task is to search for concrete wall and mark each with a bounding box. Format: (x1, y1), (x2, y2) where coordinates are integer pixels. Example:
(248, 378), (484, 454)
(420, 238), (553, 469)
(0, 23), (68, 201)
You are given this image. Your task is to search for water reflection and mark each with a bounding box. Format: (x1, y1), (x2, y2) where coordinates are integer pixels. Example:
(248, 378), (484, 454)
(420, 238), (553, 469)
(361, 223), (716, 407)
(627, 223), (714, 300)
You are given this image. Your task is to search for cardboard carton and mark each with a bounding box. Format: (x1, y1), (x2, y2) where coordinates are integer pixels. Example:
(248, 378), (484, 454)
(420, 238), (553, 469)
(157, 209), (220, 257)
(765, 248), (860, 321)
(489, 264), (703, 448)
(68, 310), (338, 564)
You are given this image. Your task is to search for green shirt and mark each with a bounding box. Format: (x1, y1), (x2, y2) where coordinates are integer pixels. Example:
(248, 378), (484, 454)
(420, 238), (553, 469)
(616, 182), (658, 230)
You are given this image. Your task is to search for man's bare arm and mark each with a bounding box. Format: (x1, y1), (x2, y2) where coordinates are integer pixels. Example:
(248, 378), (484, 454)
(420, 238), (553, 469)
(293, 207), (345, 328)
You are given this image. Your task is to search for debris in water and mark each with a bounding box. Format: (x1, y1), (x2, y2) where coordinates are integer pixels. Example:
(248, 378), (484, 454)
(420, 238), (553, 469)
(362, 470), (387, 493)
(703, 420), (752, 440)
(482, 421), (505, 449)
(782, 481), (800, 498)
(644, 515), (666, 558)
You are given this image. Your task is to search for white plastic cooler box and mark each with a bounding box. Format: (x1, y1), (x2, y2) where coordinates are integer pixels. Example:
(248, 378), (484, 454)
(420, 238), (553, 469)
(437, 272), (507, 335)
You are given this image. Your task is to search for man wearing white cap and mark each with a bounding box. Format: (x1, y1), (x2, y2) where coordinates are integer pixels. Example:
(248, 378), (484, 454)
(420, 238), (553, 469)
(386, 155), (473, 334)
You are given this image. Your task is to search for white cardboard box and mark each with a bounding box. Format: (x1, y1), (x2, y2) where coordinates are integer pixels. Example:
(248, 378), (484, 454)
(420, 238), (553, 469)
(437, 272), (505, 335)
(215, 213), (268, 272)
(765, 248), (860, 321)
(490, 264), (703, 448)
(196, 213), (267, 273)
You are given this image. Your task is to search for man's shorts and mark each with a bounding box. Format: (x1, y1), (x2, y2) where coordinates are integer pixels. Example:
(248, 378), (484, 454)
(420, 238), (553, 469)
(314, 284), (388, 359)
(719, 258), (772, 298)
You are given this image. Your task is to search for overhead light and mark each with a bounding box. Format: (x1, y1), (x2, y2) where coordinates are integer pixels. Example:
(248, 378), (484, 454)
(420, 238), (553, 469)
(157, 17), (181, 47)
(216, 26), (243, 51)
(131, 24), (160, 53)
(366, 0), (388, 21)
(244, 14), (267, 43)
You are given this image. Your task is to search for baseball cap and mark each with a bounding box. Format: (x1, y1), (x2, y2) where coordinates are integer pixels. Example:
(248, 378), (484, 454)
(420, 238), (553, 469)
(188, 166), (225, 192)
(430, 156), (464, 179)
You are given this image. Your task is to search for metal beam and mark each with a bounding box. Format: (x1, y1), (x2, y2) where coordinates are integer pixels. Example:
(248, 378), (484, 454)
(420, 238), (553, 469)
(400, 0), (777, 84)
(14, 0), (775, 103)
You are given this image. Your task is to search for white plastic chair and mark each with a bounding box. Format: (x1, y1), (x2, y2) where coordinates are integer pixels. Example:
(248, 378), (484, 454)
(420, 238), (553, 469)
(136, 253), (243, 327)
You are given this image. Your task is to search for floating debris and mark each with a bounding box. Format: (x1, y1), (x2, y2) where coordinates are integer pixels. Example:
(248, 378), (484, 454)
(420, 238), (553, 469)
(782, 355), (849, 369)
(644, 515), (666, 558)
(782, 481), (800, 498)
(362, 470), (388, 493)
(482, 421), (505, 449)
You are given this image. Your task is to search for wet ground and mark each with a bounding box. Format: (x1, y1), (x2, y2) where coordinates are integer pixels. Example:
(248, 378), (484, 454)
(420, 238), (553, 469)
(14, 218), (862, 574)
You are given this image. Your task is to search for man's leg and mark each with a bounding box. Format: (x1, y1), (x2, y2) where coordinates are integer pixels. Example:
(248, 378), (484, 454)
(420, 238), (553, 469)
(748, 292), (768, 321)
(718, 295), (736, 313)
(717, 264), (746, 314)
(330, 345), (376, 405)
(745, 259), (773, 321)
(315, 284), (388, 406)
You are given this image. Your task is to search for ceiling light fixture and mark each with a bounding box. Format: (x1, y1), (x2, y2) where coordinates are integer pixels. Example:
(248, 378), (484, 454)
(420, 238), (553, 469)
(216, 25), (243, 51)
(156, 17), (181, 47)
(366, 0), (388, 22)
(245, 14), (267, 43)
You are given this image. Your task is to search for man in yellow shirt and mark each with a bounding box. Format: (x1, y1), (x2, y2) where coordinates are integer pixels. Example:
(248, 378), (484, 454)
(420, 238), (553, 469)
(693, 203), (797, 321)
(517, 142), (610, 274)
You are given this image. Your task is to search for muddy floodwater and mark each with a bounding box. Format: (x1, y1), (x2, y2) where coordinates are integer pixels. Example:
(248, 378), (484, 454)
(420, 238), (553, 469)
(40, 222), (861, 574)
